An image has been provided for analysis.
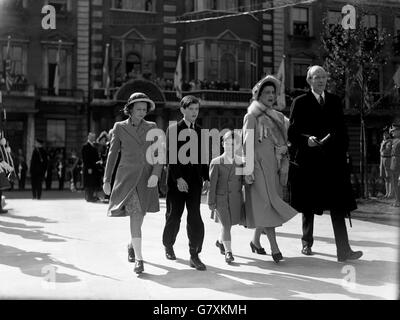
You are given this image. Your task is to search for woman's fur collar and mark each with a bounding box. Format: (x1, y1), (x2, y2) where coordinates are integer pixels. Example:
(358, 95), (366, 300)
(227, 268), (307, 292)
(247, 100), (268, 117)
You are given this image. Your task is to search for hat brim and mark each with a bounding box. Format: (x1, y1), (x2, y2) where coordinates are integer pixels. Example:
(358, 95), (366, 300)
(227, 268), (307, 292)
(124, 98), (155, 113)
(252, 75), (281, 101)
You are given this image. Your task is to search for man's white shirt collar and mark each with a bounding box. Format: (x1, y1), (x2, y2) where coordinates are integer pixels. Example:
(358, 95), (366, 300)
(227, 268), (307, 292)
(311, 89), (325, 102)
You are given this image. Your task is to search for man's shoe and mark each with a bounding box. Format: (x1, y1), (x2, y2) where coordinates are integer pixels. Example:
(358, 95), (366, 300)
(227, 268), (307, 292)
(0, 209), (8, 214)
(190, 256), (206, 271)
(165, 247), (176, 260)
(338, 250), (363, 262)
(127, 244), (135, 263)
(301, 246), (313, 256)
(134, 260), (144, 274)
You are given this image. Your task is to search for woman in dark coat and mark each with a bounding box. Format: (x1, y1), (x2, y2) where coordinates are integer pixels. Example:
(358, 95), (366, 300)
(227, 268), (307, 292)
(103, 92), (162, 274)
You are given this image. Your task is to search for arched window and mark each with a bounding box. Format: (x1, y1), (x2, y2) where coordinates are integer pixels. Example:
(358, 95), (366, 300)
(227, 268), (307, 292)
(220, 53), (236, 83)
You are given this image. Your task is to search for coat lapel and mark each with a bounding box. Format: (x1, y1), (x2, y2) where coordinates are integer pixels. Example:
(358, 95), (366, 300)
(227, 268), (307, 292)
(120, 119), (143, 145)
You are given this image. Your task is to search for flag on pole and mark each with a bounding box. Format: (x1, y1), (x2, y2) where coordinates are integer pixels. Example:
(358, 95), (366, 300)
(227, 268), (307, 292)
(4, 36), (14, 93)
(54, 40), (62, 96)
(174, 47), (183, 99)
(393, 65), (400, 88)
(275, 56), (286, 111)
(103, 43), (111, 98)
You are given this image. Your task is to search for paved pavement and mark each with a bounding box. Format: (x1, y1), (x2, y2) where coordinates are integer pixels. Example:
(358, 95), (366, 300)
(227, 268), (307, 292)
(0, 191), (399, 300)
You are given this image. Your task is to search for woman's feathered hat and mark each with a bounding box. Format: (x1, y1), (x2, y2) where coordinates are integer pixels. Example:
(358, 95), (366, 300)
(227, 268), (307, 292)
(123, 92), (155, 113)
(251, 75), (281, 101)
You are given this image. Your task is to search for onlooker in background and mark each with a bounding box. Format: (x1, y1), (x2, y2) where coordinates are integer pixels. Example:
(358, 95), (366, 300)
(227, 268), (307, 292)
(389, 124), (400, 207)
(97, 131), (110, 202)
(16, 151), (27, 190)
(82, 132), (101, 202)
(45, 150), (54, 190)
(380, 130), (393, 199)
(165, 79), (173, 90)
(68, 150), (81, 192)
(232, 80), (240, 91)
(56, 152), (66, 191)
(30, 139), (48, 200)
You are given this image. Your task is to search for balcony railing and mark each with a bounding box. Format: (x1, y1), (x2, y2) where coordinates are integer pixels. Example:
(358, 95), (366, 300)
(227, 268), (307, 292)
(38, 88), (84, 99)
(92, 88), (119, 100)
(92, 88), (253, 104)
(0, 83), (35, 96)
(164, 90), (252, 103)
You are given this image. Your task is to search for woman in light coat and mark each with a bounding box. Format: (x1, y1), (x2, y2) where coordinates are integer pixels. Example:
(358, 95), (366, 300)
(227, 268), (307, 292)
(242, 75), (298, 263)
(103, 92), (163, 274)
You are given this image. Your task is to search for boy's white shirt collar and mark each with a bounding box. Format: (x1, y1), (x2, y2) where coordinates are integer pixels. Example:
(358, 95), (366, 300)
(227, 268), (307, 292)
(183, 119), (195, 128)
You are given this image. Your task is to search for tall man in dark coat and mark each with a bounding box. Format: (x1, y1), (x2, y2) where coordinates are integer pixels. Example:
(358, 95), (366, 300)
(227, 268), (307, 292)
(162, 95), (210, 270)
(288, 65), (362, 262)
(30, 139), (48, 200)
(81, 132), (101, 202)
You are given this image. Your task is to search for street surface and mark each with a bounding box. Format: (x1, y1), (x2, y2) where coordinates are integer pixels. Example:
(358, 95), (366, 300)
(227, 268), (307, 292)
(0, 191), (398, 300)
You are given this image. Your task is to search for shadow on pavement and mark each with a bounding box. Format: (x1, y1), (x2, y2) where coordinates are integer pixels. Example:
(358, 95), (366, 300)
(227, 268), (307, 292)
(4, 214), (58, 224)
(0, 244), (120, 283)
(0, 221), (66, 242)
(141, 256), (389, 299)
(276, 232), (399, 250)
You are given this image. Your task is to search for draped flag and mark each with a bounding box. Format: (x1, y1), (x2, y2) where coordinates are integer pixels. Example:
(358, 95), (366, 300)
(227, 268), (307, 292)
(54, 40), (62, 96)
(275, 56), (286, 111)
(4, 36), (13, 93)
(103, 43), (111, 98)
(174, 47), (183, 99)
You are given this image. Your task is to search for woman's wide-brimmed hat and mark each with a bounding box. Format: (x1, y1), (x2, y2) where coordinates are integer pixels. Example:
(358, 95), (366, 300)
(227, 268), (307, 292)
(124, 92), (155, 113)
(251, 75), (281, 101)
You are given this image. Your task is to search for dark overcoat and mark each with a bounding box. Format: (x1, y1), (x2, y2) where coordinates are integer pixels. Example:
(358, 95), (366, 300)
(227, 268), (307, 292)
(81, 142), (101, 189)
(30, 147), (48, 178)
(166, 120), (209, 192)
(104, 119), (163, 217)
(287, 91), (357, 216)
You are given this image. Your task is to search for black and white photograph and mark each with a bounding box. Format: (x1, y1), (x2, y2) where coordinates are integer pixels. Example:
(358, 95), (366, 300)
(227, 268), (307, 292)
(0, 0), (399, 306)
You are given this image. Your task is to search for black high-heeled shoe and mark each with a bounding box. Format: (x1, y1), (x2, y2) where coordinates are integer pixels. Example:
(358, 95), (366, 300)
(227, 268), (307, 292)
(128, 243), (135, 263)
(215, 240), (225, 255)
(250, 241), (266, 255)
(225, 252), (234, 264)
(134, 260), (144, 274)
(272, 252), (283, 263)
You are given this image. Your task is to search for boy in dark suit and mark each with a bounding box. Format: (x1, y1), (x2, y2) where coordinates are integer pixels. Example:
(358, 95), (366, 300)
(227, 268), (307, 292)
(162, 95), (210, 270)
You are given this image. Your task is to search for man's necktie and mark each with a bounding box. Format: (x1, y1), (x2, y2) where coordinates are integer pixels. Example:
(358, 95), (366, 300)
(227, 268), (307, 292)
(319, 95), (325, 106)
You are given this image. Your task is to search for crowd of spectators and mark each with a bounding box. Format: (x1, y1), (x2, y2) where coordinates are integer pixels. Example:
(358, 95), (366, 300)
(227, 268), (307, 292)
(153, 77), (242, 92)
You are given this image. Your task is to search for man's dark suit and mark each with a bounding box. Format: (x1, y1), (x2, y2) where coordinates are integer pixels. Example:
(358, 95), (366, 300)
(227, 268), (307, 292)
(162, 120), (209, 257)
(288, 91), (357, 258)
(81, 141), (101, 202)
(30, 147), (48, 199)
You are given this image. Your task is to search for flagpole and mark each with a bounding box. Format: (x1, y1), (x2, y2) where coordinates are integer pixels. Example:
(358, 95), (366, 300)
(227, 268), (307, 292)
(174, 46), (183, 99)
(54, 39), (62, 96)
